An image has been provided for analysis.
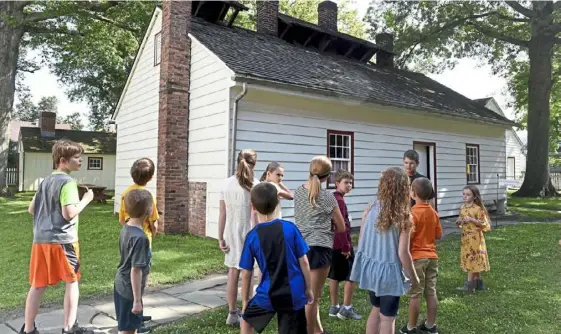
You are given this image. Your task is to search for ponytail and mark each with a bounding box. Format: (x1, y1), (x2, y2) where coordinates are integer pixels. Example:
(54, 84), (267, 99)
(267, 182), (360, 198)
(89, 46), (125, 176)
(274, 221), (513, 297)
(236, 149), (257, 192)
(306, 156), (332, 207)
(259, 170), (267, 182)
(308, 174), (321, 207)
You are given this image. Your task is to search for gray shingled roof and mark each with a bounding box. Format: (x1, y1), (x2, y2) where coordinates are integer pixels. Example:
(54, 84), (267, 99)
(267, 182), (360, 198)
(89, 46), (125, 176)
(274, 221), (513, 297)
(20, 127), (116, 154)
(190, 18), (515, 126)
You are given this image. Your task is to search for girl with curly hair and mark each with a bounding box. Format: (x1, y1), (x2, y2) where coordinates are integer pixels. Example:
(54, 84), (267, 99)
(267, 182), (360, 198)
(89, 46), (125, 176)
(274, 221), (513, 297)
(350, 167), (419, 334)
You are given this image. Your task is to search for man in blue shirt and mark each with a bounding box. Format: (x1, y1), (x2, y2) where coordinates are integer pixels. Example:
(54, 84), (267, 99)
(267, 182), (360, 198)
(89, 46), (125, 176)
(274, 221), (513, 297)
(239, 182), (313, 334)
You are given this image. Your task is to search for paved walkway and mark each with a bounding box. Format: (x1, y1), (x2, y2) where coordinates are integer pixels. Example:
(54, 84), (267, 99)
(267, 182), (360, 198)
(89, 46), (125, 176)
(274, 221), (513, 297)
(0, 216), (542, 334)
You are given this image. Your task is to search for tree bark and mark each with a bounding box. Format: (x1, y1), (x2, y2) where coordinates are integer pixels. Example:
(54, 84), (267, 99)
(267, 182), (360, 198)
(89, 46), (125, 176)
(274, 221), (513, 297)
(514, 2), (558, 197)
(0, 3), (24, 196)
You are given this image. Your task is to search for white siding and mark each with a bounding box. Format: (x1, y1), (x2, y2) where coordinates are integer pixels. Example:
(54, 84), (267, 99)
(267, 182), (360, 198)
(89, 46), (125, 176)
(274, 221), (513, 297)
(21, 153), (116, 191)
(482, 99), (526, 181)
(113, 11), (162, 212)
(506, 130), (526, 180)
(234, 90), (507, 227)
(188, 36), (233, 238)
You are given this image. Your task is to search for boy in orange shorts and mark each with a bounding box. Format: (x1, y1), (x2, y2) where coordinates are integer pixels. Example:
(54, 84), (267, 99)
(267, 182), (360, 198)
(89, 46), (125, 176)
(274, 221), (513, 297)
(20, 140), (95, 334)
(119, 158), (159, 331)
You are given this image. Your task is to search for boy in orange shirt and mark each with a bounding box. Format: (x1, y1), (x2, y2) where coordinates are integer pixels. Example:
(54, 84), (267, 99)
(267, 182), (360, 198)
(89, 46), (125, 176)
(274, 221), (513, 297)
(119, 158), (159, 332)
(400, 177), (442, 334)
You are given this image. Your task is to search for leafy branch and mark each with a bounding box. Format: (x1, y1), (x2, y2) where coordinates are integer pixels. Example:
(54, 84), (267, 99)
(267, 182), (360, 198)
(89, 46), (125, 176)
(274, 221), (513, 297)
(505, 1), (534, 18)
(398, 11), (525, 67)
(468, 21), (529, 47)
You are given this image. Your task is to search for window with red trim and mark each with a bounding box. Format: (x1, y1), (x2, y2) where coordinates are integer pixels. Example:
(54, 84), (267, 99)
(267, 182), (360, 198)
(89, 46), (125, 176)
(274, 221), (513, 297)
(327, 130), (354, 188)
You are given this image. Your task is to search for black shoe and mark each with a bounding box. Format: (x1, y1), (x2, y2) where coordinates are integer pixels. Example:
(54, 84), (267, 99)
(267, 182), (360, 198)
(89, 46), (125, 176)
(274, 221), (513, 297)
(475, 279), (487, 291)
(399, 325), (419, 333)
(419, 322), (439, 334)
(19, 324), (39, 334)
(61, 321), (94, 334)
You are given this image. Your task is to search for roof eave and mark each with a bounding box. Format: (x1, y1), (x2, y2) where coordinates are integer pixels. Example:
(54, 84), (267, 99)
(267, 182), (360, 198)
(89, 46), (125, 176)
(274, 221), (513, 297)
(232, 74), (516, 129)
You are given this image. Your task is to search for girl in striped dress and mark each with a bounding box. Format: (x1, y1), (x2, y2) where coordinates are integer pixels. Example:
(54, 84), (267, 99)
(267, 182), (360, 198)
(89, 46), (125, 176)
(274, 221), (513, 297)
(294, 156), (346, 334)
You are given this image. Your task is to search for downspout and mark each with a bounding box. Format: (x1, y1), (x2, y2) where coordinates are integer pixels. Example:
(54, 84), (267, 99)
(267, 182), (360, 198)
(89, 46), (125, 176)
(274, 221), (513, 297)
(230, 82), (248, 176)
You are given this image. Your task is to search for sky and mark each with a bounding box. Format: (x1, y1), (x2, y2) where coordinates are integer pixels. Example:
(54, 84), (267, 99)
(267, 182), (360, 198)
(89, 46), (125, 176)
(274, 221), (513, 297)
(18, 0), (526, 143)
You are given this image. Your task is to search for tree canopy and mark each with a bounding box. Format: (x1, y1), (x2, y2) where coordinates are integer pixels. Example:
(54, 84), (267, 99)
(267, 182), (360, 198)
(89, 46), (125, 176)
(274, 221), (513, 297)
(364, 1), (561, 196)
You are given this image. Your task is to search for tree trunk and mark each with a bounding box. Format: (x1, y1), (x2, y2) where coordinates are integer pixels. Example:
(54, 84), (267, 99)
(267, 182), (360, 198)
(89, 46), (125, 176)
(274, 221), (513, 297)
(0, 3), (24, 196)
(514, 2), (558, 197)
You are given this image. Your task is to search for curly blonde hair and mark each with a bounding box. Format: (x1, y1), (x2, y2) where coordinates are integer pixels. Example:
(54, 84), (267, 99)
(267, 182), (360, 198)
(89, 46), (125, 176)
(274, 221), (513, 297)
(376, 167), (412, 233)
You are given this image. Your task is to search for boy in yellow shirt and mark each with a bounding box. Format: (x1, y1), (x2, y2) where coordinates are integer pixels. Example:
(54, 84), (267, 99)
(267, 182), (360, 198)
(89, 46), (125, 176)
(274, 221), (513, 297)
(119, 158), (159, 245)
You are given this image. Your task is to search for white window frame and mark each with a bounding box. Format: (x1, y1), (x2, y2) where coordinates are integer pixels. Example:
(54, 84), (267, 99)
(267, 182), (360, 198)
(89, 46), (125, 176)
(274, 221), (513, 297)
(88, 157), (103, 171)
(327, 130), (354, 189)
(154, 31), (162, 66)
(466, 144), (480, 184)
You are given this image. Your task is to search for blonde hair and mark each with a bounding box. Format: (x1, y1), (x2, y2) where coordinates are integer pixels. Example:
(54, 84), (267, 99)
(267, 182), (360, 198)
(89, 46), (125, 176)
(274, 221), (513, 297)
(236, 149), (257, 192)
(376, 167), (412, 233)
(260, 161), (282, 182)
(52, 139), (83, 167)
(307, 156), (332, 207)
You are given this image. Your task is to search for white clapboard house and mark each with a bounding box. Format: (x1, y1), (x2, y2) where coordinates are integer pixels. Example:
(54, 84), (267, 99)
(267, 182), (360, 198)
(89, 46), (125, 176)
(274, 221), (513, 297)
(474, 97), (526, 183)
(112, 1), (516, 238)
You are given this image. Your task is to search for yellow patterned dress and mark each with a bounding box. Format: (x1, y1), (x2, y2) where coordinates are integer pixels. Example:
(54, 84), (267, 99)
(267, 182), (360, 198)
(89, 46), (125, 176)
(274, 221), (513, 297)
(459, 204), (490, 273)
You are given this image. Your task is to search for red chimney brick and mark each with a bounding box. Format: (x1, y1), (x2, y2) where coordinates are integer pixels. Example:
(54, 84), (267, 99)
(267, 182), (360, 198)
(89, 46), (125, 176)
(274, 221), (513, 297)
(39, 112), (56, 138)
(256, 0), (278, 36)
(157, 1), (193, 234)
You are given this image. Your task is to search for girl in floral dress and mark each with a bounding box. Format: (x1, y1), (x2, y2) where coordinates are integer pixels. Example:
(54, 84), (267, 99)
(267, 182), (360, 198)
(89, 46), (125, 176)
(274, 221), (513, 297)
(455, 185), (491, 293)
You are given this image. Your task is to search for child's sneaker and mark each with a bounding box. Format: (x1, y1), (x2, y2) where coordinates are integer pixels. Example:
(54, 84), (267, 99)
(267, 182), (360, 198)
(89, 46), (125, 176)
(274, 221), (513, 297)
(61, 321), (94, 334)
(399, 325), (419, 333)
(337, 306), (362, 320)
(419, 322), (439, 334)
(328, 305), (340, 317)
(226, 309), (240, 326)
(19, 324), (39, 334)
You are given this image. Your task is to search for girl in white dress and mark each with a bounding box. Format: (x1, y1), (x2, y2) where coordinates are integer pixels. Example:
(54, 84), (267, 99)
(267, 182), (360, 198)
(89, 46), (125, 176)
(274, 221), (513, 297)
(259, 162), (294, 218)
(218, 149), (260, 326)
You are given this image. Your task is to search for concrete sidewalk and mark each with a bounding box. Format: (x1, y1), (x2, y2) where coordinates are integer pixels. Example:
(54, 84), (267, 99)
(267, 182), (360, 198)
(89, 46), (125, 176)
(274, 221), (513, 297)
(1, 274), (240, 334)
(0, 217), (534, 334)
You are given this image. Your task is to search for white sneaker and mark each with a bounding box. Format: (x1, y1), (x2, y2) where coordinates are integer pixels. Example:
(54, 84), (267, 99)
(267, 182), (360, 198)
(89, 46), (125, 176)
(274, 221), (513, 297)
(226, 310), (240, 326)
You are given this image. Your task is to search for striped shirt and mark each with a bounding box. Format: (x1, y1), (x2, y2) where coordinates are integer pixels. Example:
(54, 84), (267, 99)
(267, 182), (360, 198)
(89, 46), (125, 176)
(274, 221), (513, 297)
(293, 185), (337, 248)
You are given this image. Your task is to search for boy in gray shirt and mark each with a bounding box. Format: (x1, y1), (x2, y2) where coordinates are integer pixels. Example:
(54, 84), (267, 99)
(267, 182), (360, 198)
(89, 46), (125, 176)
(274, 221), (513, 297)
(114, 189), (153, 334)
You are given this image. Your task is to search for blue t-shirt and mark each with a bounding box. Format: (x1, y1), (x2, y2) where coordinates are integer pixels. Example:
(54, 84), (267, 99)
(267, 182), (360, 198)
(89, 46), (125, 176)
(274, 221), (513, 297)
(239, 219), (310, 312)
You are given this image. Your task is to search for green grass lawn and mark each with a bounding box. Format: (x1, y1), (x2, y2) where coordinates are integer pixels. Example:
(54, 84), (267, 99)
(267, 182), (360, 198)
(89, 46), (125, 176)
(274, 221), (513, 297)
(507, 191), (561, 221)
(154, 223), (561, 334)
(0, 193), (225, 311)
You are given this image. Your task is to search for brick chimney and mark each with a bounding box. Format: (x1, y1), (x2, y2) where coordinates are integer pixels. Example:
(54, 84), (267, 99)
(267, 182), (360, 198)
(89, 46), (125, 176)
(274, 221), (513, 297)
(256, 0), (278, 36)
(318, 0), (338, 31)
(376, 33), (394, 67)
(157, 1), (196, 235)
(39, 111), (56, 137)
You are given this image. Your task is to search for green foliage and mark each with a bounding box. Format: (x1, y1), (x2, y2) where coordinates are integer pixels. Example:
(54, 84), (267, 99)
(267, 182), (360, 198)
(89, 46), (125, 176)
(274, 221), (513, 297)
(13, 92), (83, 130)
(58, 111), (83, 130)
(235, 0), (366, 38)
(0, 193), (225, 310)
(15, 1), (157, 130)
(13, 89), (39, 122)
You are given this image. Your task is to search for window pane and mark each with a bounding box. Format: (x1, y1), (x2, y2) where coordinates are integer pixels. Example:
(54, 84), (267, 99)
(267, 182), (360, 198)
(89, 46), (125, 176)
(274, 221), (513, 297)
(337, 135), (343, 146)
(330, 134), (336, 146)
(330, 147), (335, 158)
(343, 147), (349, 159)
(343, 135), (349, 147)
(341, 161), (349, 171)
(336, 147), (342, 158)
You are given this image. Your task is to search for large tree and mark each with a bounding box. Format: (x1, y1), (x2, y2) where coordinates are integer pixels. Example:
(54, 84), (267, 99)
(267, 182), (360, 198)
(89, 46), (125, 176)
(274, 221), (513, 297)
(365, 1), (561, 197)
(0, 1), (154, 194)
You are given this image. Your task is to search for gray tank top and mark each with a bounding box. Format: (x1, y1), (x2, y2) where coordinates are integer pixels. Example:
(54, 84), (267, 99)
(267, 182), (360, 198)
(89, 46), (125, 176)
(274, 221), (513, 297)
(33, 173), (78, 244)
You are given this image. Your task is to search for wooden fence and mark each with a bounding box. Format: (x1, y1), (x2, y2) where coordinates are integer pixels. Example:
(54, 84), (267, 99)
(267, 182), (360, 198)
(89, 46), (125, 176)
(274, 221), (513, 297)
(6, 167), (18, 186)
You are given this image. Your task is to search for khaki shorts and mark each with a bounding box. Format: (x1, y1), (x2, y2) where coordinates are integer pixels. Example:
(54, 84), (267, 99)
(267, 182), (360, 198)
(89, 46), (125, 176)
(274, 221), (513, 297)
(409, 258), (438, 298)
